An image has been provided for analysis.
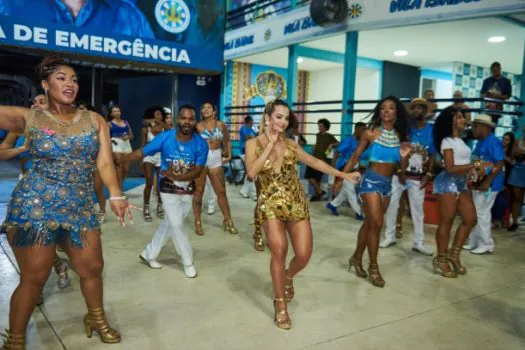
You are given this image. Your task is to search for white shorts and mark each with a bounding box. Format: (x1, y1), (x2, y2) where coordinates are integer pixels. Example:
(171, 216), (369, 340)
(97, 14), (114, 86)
(143, 153), (161, 167)
(206, 149), (222, 169)
(111, 138), (132, 154)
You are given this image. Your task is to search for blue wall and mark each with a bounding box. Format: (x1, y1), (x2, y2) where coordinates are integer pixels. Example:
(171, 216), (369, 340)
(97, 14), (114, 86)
(177, 74), (221, 120)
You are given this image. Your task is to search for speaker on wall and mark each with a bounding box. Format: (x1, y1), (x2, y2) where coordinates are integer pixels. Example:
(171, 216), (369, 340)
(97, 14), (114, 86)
(310, 0), (348, 27)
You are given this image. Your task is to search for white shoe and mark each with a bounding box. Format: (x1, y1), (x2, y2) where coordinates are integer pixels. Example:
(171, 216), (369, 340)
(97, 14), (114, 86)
(207, 206), (215, 215)
(252, 196), (257, 201)
(470, 246), (494, 255)
(462, 244), (476, 251)
(184, 264), (197, 278)
(412, 245), (433, 256)
(379, 239), (396, 248)
(139, 254), (163, 269)
(240, 191), (249, 198)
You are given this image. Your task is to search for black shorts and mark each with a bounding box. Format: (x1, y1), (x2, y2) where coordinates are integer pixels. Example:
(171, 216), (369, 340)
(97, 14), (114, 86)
(304, 166), (323, 181)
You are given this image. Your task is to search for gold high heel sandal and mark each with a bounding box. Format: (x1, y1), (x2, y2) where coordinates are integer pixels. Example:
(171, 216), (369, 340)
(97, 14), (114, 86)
(348, 256), (368, 278)
(254, 235), (264, 251)
(223, 220), (238, 234)
(284, 273), (294, 302)
(432, 254), (458, 278)
(448, 246), (467, 275)
(83, 308), (121, 344)
(368, 264), (386, 288)
(195, 221), (204, 236)
(1, 330), (25, 350)
(273, 298), (292, 330)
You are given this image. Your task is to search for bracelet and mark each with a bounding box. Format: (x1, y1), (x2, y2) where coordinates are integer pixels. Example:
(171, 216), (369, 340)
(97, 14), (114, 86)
(109, 196), (127, 201)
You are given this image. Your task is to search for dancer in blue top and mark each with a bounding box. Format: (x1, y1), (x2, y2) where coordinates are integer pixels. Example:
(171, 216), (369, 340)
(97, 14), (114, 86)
(126, 105), (208, 278)
(341, 96), (411, 288)
(239, 116), (258, 200)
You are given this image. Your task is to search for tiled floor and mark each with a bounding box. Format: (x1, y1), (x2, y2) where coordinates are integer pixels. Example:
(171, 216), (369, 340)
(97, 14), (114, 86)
(1, 181), (525, 349)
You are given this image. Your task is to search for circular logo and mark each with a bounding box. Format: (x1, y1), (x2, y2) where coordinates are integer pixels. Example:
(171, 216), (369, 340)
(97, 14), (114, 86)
(155, 0), (191, 34)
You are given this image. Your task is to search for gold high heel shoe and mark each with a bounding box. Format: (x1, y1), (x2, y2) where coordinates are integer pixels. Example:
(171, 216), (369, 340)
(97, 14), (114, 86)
(83, 308), (121, 344)
(273, 298), (292, 330)
(348, 255), (368, 278)
(254, 234), (264, 251)
(448, 246), (467, 275)
(284, 273), (294, 302)
(368, 264), (385, 288)
(432, 254), (457, 278)
(223, 220), (238, 234)
(1, 330), (25, 349)
(195, 221), (204, 236)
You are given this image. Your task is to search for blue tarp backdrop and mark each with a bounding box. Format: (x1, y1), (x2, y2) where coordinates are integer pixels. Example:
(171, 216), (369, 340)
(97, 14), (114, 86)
(0, 0), (225, 72)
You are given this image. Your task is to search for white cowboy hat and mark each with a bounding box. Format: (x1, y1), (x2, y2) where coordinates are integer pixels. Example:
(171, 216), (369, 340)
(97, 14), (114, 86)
(472, 114), (496, 128)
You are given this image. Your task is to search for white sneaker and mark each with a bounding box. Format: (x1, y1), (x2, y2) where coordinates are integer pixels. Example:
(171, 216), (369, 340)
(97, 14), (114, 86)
(184, 264), (197, 278)
(252, 196), (257, 201)
(462, 244), (476, 251)
(379, 239), (396, 248)
(470, 246), (494, 255)
(240, 191), (249, 198)
(139, 254), (163, 269)
(412, 245), (433, 256)
(207, 206), (215, 215)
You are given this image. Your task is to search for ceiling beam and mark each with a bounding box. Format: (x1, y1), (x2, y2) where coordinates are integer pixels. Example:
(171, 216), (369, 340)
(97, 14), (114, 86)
(498, 15), (525, 28)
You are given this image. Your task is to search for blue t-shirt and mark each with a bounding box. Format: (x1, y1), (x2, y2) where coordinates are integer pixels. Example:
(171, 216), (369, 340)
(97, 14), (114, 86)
(336, 136), (358, 170)
(0, 129), (6, 143)
(1, 0), (154, 39)
(239, 125), (256, 154)
(143, 129), (208, 194)
(472, 133), (505, 191)
(480, 76), (512, 98)
(408, 123), (436, 175)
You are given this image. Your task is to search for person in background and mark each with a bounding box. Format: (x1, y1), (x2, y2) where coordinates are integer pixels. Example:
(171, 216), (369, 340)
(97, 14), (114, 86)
(507, 126), (525, 231)
(164, 107), (174, 129)
(286, 126), (307, 147)
(463, 115), (504, 255)
(380, 98), (435, 256)
(491, 132), (515, 229)
(452, 90), (471, 122)
(432, 107), (486, 278)
(342, 96), (411, 288)
(108, 105), (133, 187)
(239, 116), (257, 200)
(304, 119), (338, 201)
(424, 89), (438, 123)
(326, 122), (366, 219)
(481, 62), (512, 101)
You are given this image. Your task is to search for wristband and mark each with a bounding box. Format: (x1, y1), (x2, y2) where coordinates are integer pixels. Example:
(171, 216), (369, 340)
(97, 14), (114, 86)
(109, 196), (127, 201)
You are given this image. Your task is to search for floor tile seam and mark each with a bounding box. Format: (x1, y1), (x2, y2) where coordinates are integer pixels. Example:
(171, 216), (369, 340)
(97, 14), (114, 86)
(300, 284), (517, 349)
(0, 238), (68, 350)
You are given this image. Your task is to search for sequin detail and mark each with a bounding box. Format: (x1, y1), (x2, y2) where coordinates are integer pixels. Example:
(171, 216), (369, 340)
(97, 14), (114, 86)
(4, 109), (100, 247)
(254, 139), (308, 222)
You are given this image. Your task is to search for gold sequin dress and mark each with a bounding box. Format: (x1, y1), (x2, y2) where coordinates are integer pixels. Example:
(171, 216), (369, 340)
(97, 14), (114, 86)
(3, 109), (100, 247)
(255, 139), (309, 222)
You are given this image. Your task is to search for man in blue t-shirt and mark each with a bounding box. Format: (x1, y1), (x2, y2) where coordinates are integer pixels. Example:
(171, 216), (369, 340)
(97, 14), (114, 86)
(239, 116), (257, 199)
(381, 98), (436, 256)
(127, 104), (208, 278)
(464, 115), (505, 255)
(480, 62), (512, 101)
(326, 122), (366, 219)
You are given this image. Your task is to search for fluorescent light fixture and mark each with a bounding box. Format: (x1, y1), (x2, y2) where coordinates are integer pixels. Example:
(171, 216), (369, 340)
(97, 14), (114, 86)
(297, 57), (304, 63)
(488, 36), (506, 43)
(394, 50), (408, 57)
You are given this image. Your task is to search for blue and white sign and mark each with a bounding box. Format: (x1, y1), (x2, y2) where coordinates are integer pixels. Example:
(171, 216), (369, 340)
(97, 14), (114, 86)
(155, 0), (191, 34)
(225, 0), (525, 60)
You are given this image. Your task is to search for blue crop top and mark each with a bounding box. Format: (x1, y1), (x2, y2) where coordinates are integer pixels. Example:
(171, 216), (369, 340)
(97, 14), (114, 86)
(109, 121), (130, 138)
(200, 126), (223, 141)
(368, 128), (400, 164)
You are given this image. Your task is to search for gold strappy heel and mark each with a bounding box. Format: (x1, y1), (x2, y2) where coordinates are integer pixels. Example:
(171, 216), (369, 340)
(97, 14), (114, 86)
(433, 254), (458, 278)
(448, 246), (467, 275)
(284, 273), (294, 302)
(223, 220), (238, 234)
(1, 330), (25, 349)
(273, 298), (292, 330)
(195, 221), (204, 236)
(348, 255), (368, 278)
(368, 264), (386, 288)
(83, 308), (121, 344)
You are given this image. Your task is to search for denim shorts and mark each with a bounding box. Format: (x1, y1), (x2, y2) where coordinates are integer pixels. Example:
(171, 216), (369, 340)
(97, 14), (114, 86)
(358, 169), (392, 198)
(433, 171), (467, 195)
(508, 165), (525, 189)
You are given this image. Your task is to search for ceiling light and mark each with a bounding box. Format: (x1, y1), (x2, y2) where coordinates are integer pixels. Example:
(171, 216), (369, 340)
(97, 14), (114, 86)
(393, 50), (408, 57)
(488, 36), (506, 43)
(297, 57), (303, 64)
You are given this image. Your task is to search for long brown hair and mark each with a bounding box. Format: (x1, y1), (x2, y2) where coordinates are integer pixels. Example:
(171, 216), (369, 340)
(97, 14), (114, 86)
(260, 99), (298, 134)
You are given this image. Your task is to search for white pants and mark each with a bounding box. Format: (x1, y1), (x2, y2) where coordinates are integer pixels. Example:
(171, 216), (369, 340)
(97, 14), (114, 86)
(142, 193), (193, 266)
(468, 191), (498, 250)
(384, 176), (426, 246)
(204, 177), (216, 209)
(240, 154), (256, 198)
(330, 179), (361, 216)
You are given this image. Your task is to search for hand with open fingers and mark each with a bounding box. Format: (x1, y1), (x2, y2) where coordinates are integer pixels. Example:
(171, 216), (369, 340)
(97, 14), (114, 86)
(109, 197), (133, 227)
(341, 171), (361, 184)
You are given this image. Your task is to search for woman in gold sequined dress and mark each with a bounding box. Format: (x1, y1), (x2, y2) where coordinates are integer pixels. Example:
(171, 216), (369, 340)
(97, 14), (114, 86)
(245, 100), (359, 330)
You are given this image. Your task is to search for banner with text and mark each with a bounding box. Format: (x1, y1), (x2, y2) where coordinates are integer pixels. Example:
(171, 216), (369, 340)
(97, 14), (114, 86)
(225, 0), (525, 60)
(0, 0), (225, 72)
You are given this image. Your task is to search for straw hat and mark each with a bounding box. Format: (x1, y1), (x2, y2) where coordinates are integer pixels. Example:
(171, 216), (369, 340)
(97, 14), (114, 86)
(410, 98), (429, 109)
(472, 114), (496, 128)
